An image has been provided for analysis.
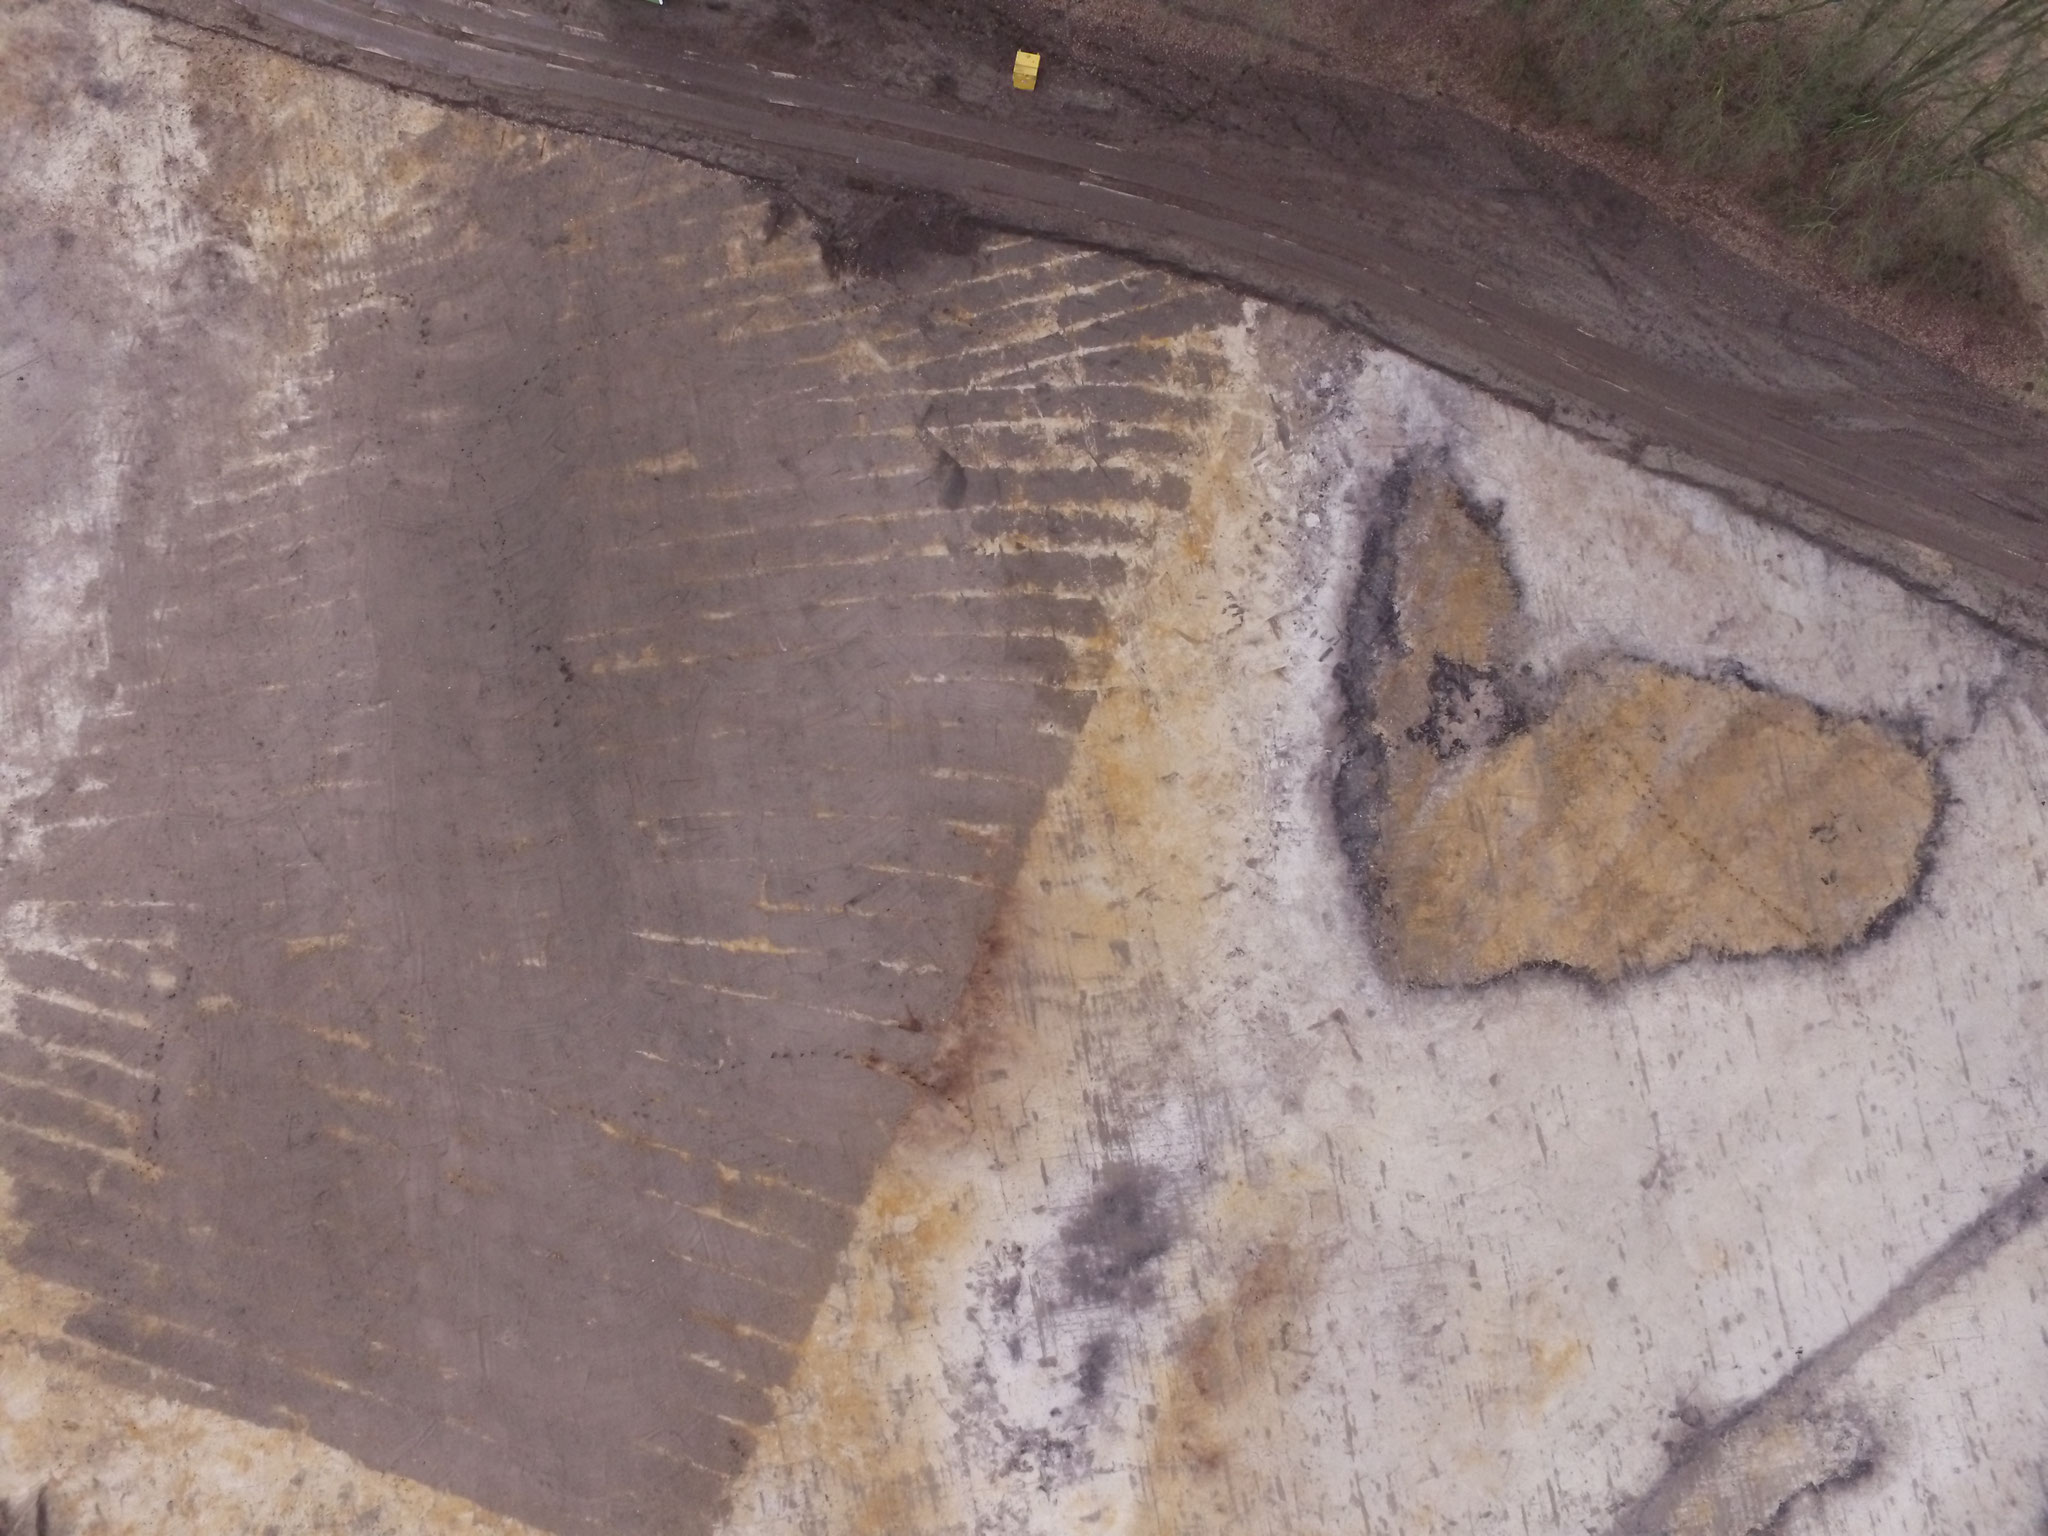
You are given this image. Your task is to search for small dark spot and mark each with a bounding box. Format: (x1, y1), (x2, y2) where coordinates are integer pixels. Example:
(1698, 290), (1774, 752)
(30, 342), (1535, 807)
(935, 450), (969, 510)
(814, 190), (983, 280)
(1074, 1334), (1115, 1403)
(1464, 494), (1508, 531)
(1406, 655), (1520, 759)
(1061, 1163), (1176, 1307)
(997, 1426), (1080, 1493)
(983, 1241), (1025, 1314)
(52, 228), (76, 251)
(1711, 656), (1764, 691)
(196, 242), (243, 297)
(761, 7), (811, 47)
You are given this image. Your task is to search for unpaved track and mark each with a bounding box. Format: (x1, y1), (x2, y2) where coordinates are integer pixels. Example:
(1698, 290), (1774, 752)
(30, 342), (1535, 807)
(111, 0), (2048, 636)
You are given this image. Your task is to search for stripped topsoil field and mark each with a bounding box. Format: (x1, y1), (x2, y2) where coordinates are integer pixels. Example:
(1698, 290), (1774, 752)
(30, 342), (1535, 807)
(7, 2), (2048, 1534)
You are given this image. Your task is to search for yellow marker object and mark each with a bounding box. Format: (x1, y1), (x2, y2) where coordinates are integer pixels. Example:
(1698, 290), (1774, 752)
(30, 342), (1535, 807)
(1013, 51), (1041, 90)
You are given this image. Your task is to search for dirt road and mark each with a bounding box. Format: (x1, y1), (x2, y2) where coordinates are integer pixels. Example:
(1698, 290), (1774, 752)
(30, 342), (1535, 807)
(113, 0), (2048, 638)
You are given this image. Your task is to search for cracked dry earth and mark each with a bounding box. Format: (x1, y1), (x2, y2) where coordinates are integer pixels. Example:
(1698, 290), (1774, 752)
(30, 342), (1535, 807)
(4, 2), (2048, 1535)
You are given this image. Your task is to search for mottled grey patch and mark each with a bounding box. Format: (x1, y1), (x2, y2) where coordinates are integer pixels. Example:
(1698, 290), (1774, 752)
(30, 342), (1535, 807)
(935, 447), (969, 510)
(1074, 1334), (1116, 1404)
(1061, 1163), (1177, 1308)
(1407, 655), (1522, 759)
(996, 1425), (1082, 1493)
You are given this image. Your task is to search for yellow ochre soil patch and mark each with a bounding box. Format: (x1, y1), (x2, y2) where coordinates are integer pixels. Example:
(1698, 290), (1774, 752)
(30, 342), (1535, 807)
(1354, 470), (1938, 985)
(1140, 1238), (1326, 1535)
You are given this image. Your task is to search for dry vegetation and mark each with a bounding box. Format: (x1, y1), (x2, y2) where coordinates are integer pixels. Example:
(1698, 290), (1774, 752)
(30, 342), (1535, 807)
(1489, 0), (2048, 317)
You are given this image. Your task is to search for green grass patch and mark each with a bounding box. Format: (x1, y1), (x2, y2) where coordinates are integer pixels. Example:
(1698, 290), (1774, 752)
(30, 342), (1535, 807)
(1488, 0), (2048, 315)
